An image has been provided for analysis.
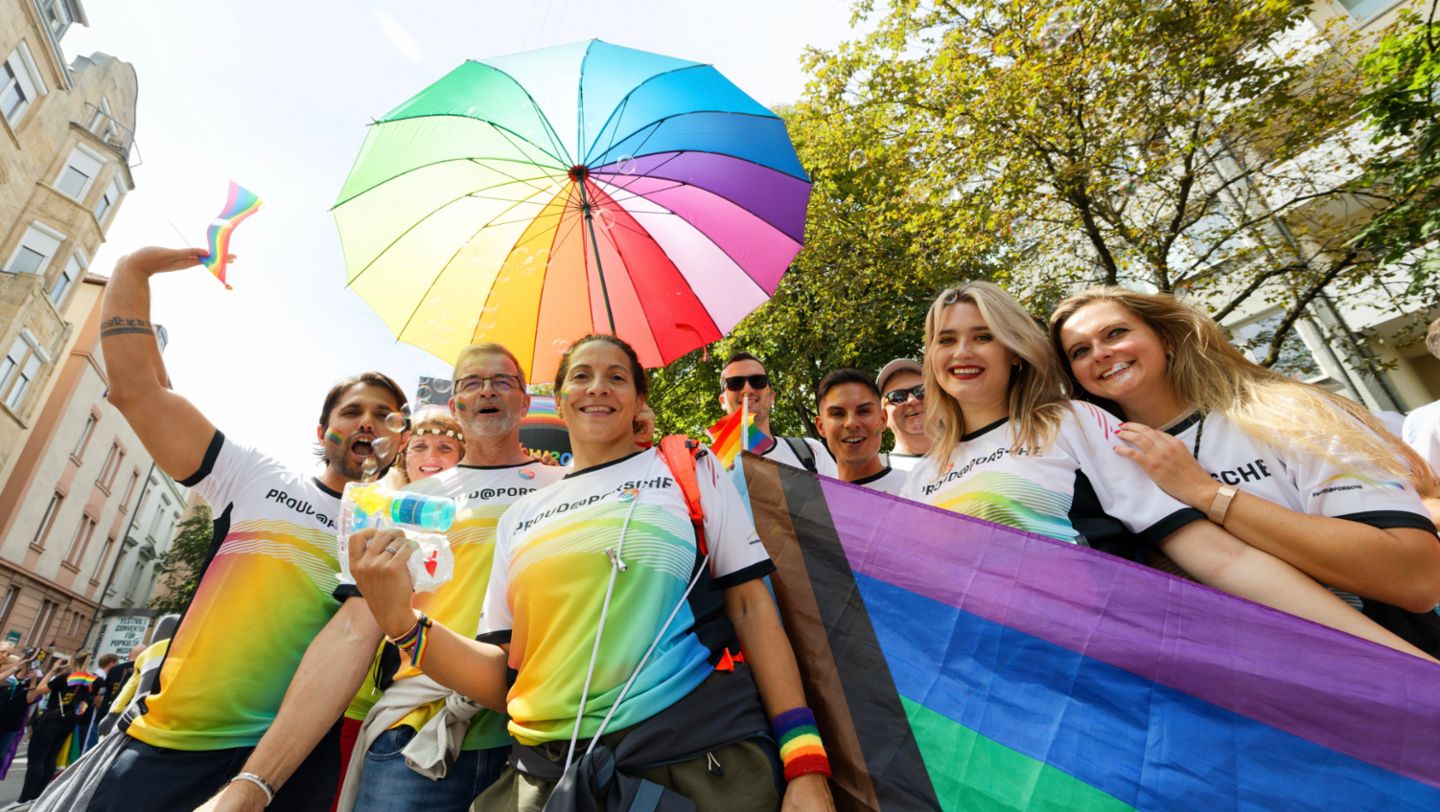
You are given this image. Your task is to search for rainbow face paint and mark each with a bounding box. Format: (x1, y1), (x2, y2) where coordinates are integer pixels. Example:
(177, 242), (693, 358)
(325, 429), (344, 446)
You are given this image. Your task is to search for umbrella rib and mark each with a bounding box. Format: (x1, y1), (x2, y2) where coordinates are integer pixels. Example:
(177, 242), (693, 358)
(589, 111), (807, 180)
(334, 153), (565, 209)
(528, 194), (586, 364)
(348, 177), (561, 292)
(393, 183), (564, 341)
(582, 63), (709, 164)
(594, 177), (778, 299)
(472, 183), (574, 346)
(465, 59), (575, 165)
(586, 183), (720, 345)
(377, 112), (571, 172)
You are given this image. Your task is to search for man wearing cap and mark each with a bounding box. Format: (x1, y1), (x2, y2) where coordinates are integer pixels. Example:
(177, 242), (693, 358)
(718, 352), (837, 476)
(876, 358), (930, 471)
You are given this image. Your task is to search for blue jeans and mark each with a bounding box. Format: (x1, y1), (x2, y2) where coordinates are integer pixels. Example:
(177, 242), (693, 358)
(355, 726), (509, 812)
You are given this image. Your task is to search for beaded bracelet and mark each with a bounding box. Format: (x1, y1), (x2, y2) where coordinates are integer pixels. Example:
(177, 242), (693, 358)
(388, 613), (432, 668)
(771, 707), (831, 781)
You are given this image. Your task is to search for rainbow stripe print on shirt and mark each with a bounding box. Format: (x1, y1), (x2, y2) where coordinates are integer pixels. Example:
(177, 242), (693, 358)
(503, 501), (712, 746)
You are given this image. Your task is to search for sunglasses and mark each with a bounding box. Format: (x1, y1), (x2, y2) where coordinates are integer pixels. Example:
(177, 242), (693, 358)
(883, 384), (925, 405)
(723, 374), (770, 392)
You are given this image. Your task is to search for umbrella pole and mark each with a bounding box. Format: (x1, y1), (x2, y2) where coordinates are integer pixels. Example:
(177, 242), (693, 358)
(577, 179), (618, 335)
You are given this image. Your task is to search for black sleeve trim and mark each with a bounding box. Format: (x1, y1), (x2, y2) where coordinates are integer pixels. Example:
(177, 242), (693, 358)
(1335, 510), (1439, 534)
(1135, 507), (1207, 548)
(332, 583), (361, 602)
(476, 630), (512, 645)
(178, 431), (225, 487)
(714, 558), (776, 590)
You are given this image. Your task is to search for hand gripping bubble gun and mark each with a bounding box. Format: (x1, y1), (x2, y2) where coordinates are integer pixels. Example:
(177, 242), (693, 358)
(338, 482), (457, 592)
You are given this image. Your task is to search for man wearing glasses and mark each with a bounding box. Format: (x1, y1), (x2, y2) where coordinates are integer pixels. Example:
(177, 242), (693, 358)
(876, 358), (930, 471)
(221, 344), (565, 812)
(718, 352), (836, 476)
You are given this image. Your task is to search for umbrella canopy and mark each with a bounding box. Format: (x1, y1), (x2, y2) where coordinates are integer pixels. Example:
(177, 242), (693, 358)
(334, 39), (811, 382)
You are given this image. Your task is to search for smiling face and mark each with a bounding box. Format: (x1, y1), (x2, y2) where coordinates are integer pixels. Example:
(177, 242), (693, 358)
(718, 358), (774, 430)
(404, 432), (463, 482)
(449, 351), (529, 441)
(1057, 300), (1173, 414)
(881, 370), (926, 441)
(557, 340), (644, 454)
(816, 382), (886, 478)
(316, 383), (406, 482)
(929, 302), (1014, 427)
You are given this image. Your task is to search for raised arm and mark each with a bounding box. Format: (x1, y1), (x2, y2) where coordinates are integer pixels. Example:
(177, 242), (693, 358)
(102, 247), (220, 480)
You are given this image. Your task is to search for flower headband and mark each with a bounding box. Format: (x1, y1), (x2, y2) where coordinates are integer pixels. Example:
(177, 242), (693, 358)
(412, 427), (464, 443)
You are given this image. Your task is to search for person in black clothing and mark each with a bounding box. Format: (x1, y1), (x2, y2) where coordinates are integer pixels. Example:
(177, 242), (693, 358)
(19, 653), (96, 802)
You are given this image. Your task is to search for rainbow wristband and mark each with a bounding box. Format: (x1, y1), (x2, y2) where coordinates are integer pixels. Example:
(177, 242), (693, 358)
(389, 614), (432, 668)
(772, 707), (830, 781)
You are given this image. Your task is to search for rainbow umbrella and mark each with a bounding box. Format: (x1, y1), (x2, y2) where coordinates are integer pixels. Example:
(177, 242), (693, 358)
(333, 40), (810, 382)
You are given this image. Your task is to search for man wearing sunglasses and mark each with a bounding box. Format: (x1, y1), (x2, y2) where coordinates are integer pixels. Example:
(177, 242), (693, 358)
(718, 352), (836, 476)
(877, 358), (930, 471)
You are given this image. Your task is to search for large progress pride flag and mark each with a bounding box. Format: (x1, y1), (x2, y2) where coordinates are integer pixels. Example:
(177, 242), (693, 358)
(738, 456), (1440, 811)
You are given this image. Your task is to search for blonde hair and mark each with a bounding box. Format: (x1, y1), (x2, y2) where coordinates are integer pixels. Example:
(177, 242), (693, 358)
(1049, 287), (1439, 496)
(393, 408), (466, 485)
(923, 281), (1070, 465)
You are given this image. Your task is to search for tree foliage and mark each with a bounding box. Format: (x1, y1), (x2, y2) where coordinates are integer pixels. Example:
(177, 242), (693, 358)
(149, 504), (212, 615)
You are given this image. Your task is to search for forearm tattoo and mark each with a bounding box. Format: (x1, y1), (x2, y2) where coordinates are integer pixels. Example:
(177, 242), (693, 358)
(99, 316), (155, 338)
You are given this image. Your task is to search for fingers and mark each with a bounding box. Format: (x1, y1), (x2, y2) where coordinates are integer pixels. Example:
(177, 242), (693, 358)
(349, 528), (409, 572)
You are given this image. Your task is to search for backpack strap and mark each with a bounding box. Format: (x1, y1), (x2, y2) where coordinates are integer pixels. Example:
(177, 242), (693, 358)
(656, 435), (706, 556)
(784, 437), (818, 473)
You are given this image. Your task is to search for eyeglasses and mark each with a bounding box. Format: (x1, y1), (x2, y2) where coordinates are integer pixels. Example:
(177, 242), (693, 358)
(455, 374), (521, 394)
(722, 374), (770, 392)
(883, 384), (925, 405)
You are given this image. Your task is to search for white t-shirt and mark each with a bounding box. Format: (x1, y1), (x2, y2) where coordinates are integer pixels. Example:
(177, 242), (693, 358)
(130, 432), (344, 751)
(900, 402), (1202, 560)
(887, 453), (925, 473)
(851, 466), (909, 496)
(1403, 399), (1440, 472)
(759, 436), (838, 477)
(479, 447), (772, 745)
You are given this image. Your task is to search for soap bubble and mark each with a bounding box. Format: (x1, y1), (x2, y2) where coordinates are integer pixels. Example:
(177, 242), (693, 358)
(433, 378), (453, 395)
(552, 338), (571, 354)
(617, 154), (638, 175)
(384, 411), (407, 433)
(417, 383), (432, 401)
(372, 436), (395, 461)
(361, 456), (379, 481)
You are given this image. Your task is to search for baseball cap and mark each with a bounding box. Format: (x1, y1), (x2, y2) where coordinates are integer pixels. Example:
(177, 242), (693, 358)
(876, 358), (923, 392)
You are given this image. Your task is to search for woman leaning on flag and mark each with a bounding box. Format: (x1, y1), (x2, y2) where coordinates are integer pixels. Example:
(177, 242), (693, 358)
(348, 334), (835, 812)
(1050, 287), (1440, 657)
(900, 281), (1435, 661)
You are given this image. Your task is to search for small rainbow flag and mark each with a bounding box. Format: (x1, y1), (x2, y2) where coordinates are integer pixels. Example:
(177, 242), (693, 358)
(201, 181), (263, 290)
(706, 401), (762, 468)
(66, 672), (97, 689)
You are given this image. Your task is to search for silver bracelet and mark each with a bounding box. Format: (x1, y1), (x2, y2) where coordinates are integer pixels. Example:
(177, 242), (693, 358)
(229, 772), (275, 807)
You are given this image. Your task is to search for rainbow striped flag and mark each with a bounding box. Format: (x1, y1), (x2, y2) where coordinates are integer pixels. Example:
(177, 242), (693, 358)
(65, 672), (97, 689)
(739, 456), (1440, 811)
(201, 181), (263, 289)
(706, 402), (762, 468)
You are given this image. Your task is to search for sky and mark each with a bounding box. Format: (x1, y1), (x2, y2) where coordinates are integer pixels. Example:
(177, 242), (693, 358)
(62, 1), (861, 474)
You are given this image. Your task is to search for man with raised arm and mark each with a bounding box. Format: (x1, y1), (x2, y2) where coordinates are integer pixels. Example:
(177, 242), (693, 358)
(717, 351), (837, 476)
(49, 247), (409, 812)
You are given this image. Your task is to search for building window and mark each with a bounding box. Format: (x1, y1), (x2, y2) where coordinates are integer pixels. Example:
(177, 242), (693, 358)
(1, 43), (45, 126)
(38, 0), (72, 37)
(29, 599), (57, 646)
(0, 332), (48, 413)
(55, 145), (104, 201)
(32, 491), (63, 548)
(65, 514), (97, 567)
(72, 412), (97, 459)
(146, 495), (172, 540)
(1336, 0), (1396, 21)
(48, 251), (84, 307)
(4, 222), (65, 276)
(94, 177), (125, 224)
(1231, 311), (1323, 381)
(0, 587), (17, 632)
(119, 469), (140, 510)
(91, 536), (115, 583)
(97, 442), (124, 491)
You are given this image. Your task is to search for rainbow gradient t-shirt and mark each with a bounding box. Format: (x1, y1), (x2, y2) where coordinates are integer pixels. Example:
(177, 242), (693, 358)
(338, 462), (565, 749)
(127, 432), (345, 751)
(900, 402), (1202, 560)
(478, 447), (772, 746)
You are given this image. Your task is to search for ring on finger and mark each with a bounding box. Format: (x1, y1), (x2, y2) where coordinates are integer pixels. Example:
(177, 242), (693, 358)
(383, 545), (400, 555)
